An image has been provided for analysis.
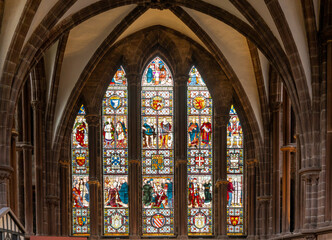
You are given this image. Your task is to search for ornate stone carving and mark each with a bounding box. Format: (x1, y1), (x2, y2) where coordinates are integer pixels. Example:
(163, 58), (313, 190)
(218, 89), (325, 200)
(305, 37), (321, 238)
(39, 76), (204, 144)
(59, 160), (70, 168)
(46, 195), (59, 206)
(129, 159), (141, 166)
(85, 114), (100, 127)
(16, 142), (34, 150)
(246, 159), (259, 168)
(31, 100), (43, 111)
(139, 0), (176, 10)
(175, 160), (187, 167)
(215, 179), (228, 187)
(214, 114), (230, 128)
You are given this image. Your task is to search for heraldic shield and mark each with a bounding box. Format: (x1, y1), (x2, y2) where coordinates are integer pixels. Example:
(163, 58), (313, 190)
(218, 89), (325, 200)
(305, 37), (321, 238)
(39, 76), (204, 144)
(152, 154), (164, 170)
(109, 95), (122, 110)
(77, 216), (87, 226)
(151, 96), (165, 111)
(151, 214), (166, 229)
(110, 213), (123, 229)
(230, 216), (239, 226)
(76, 152), (86, 167)
(194, 212), (206, 229)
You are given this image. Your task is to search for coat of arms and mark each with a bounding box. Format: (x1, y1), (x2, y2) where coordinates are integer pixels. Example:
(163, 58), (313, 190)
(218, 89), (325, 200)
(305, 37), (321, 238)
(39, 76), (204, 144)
(230, 216), (240, 226)
(151, 213), (166, 229)
(194, 212), (206, 229)
(195, 153), (205, 169)
(111, 212), (123, 229)
(151, 96), (165, 110)
(76, 152), (86, 167)
(109, 95), (122, 110)
(111, 153), (121, 170)
(193, 96), (206, 110)
(77, 216), (87, 226)
(152, 154), (164, 170)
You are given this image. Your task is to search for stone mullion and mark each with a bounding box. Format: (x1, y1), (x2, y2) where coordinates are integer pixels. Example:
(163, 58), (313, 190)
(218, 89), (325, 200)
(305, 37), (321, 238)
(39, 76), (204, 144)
(246, 159), (257, 238)
(59, 160), (70, 236)
(271, 103), (281, 235)
(175, 76), (187, 238)
(10, 125), (19, 215)
(327, 40), (332, 223)
(19, 84), (34, 236)
(281, 90), (291, 234)
(127, 73), (140, 238)
(31, 100), (44, 234)
(85, 114), (101, 239)
(215, 114), (229, 239)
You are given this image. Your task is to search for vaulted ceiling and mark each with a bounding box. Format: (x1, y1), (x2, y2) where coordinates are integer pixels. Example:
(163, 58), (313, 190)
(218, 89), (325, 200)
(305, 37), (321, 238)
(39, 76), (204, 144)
(0, 0), (320, 143)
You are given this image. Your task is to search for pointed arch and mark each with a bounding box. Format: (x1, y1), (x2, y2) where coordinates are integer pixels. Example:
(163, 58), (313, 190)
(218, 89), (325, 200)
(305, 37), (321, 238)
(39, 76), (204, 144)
(227, 105), (244, 235)
(71, 104), (90, 235)
(141, 56), (174, 235)
(102, 66), (129, 235)
(187, 66), (213, 235)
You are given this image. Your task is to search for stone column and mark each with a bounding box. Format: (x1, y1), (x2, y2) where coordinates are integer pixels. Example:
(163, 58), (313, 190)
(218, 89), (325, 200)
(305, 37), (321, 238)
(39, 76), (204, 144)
(59, 160), (70, 235)
(31, 100), (44, 234)
(0, 166), (12, 208)
(326, 40), (332, 223)
(85, 114), (101, 239)
(18, 87), (34, 236)
(127, 73), (140, 238)
(10, 127), (19, 215)
(214, 114), (229, 239)
(281, 89), (291, 234)
(246, 159), (258, 238)
(271, 102), (281, 234)
(175, 76), (187, 238)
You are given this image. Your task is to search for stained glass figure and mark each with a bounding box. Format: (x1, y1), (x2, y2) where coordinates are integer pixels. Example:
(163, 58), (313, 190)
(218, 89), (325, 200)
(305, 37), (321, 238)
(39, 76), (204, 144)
(142, 57), (174, 235)
(187, 67), (213, 235)
(227, 105), (244, 235)
(102, 67), (129, 235)
(72, 105), (90, 235)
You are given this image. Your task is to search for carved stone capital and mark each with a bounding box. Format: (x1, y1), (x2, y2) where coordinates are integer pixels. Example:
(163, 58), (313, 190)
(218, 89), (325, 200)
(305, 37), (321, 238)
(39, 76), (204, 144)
(246, 159), (259, 168)
(16, 141), (34, 150)
(270, 102), (281, 112)
(31, 100), (43, 111)
(175, 160), (187, 167)
(129, 159), (141, 166)
(305, 234), (316, 240)
(215, 179), (228, 187)
(59, 160), (70, 168)
(0, 165), (13, 181)
(85, 114), (100, 127)
(257, 195), (272, 204)
(175, 75), (187, 87)
(88, 179), (101, 186)
(139, 0), (176, 10)
(46, 195), (59, 206)
(280, 144), (297, 152)
(11, 128), (19, 138)
(126, 73), (140, 87)
(214, 114), (230, 128)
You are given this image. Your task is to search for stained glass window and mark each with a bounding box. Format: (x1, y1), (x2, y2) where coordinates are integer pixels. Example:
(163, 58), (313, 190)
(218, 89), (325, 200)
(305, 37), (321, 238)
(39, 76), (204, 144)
(141, 57), (174, 235)
(187, 66), (213, 235)
(102, 67), (129, 235)
(72, 105), (90, 235)
(227, 105), (244, 235)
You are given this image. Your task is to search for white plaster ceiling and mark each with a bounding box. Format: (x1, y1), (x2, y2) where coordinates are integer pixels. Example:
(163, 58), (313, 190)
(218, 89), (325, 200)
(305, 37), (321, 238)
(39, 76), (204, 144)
(115, 9), (209, 52)
(279, 0), (312, 98)
(0, 0), (26, 74)
(258, 50), (270, 98)
(53, 5), (136, 138)
(202, 0), (251, 26)
(43, 40), (59, 102)
(24, 0), (59, 46)
(247, 0), (285, 51)
(183, 7), (263, 135)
